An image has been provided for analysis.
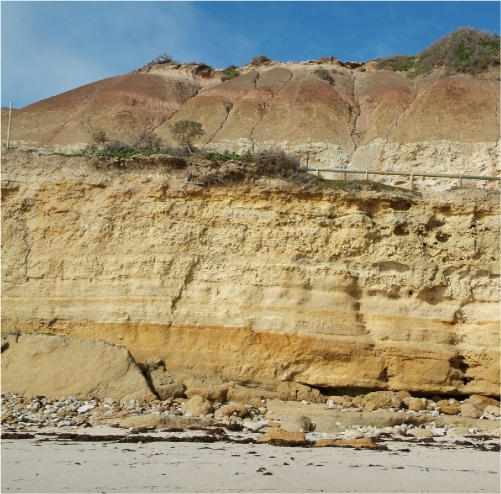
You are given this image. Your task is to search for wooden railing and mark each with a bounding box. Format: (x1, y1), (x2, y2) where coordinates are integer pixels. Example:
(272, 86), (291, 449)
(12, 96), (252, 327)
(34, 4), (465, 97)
(307, 167), (500, 190)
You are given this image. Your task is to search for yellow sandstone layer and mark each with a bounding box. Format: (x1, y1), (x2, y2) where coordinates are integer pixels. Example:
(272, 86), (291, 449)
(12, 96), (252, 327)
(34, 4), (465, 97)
(2, 153), (499, 396)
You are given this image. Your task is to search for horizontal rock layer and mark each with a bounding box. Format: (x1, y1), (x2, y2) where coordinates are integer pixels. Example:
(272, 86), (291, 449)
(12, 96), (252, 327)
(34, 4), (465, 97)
(1, 153), (499, 397)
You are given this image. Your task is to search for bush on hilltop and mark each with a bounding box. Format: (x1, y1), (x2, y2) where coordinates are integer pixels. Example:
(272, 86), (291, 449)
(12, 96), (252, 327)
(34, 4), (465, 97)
(376, 27), (500, 76)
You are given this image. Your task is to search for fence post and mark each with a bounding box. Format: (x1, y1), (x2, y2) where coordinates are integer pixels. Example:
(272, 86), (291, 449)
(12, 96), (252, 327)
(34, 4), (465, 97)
(410, 173), (414, 191)
(459, 174), (463, 187)
(365, 170), (368, 181)
(6, 102), (13, 149)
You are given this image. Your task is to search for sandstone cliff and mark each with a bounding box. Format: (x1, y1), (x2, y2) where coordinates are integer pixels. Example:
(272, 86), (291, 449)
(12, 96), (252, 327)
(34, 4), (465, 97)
(2, 152), (499, 397)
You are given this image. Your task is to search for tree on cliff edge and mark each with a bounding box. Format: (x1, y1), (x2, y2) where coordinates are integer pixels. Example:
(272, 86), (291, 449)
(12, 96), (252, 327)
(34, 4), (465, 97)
(170, 120), (204, 154)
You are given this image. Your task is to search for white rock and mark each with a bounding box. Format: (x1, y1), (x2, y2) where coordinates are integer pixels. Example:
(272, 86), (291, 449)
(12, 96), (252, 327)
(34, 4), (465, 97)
(432, 427), (446, 436)
(343, 429), (364, 439)
(483, 406), (501, 420)
(243, 421), (266, 432)
(77, 403), (95, 414)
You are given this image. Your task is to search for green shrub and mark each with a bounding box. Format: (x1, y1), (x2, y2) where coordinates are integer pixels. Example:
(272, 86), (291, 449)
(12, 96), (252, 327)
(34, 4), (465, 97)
(207, 151), (241, 160)
(313, 67), (335, 85)
(375, 55), (416, 72)
(376, 27), (500, 76)
(221, 65), (240, 81)
(249, 55), (272, 66)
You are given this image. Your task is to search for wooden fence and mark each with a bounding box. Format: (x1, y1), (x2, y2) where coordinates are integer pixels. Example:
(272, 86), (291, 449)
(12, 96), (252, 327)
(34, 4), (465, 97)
(307, 167), (500, 190)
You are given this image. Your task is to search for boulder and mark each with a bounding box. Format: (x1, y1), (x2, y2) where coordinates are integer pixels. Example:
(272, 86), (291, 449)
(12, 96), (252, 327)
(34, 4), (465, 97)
(441, 406), (460, 415)
(243, 420), (267, 432)
(362, 391), (402, 410)
(181, 395), (213, 416)
(280, 415), (312, 433)
(396, 390), (411, 400)
(437, 398), (460, 408)
(406, 397), (426, 412)
(328, 396), (346, 406)
(459, 403), (483, 419)
(1, 334), (155, 401)
(276, 382), (324, 403)
(466, 395), (501, 413)
(147, 368), (185, 400)
(185, 387), (227, 403)
(214, 402), (248, 418)
(483, 405), (501, 420)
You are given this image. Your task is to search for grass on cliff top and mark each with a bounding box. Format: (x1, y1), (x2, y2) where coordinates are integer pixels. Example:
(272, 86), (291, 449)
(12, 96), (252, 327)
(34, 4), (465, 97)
(24, 147), (418, 195)
(376, 27), (500, 76)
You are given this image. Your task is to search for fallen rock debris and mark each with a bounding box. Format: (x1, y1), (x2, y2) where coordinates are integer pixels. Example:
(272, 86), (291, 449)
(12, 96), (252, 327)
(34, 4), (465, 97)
(1, 391), (499, 450)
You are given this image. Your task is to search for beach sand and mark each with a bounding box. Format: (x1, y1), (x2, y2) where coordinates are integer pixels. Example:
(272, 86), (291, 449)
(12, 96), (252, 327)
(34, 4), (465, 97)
(2, 427), (499, 493)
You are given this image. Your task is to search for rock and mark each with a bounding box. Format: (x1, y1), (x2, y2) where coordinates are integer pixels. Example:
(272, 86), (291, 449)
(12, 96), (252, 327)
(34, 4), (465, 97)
(351, 396), (364, 407)
(181, 395), (213, 416)
(214, 403), (248, 419)
(363, 401), (378, 412)
(362, 391), (402, 410)
(315, 438), (377, 449)
(441, 406), (460, 415)
(147, 368), (185, 400)
(276, 382), (324, 403)
(328, 396), (346, 406)
(77, 403), (95, 414)
(466, 395), (501, 413)
(396, 390), (411, 400)
(256, 429), (306, 445)
(343, 429), (365, 439)
(408, 428), (434, 438)
(406, 397), (426, 412)
(437, 398), (460, 409)
(280, 415), (312, 433)
(459, 402), (483, 419)
(185, 387), (227, 403)
(1, 334), (156, 401)
(483, 405), (501, 420)
(242, 420), (267, 432)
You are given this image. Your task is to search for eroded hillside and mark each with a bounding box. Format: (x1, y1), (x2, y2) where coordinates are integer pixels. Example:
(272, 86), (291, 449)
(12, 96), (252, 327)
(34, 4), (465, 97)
(2, 57), (499, 182)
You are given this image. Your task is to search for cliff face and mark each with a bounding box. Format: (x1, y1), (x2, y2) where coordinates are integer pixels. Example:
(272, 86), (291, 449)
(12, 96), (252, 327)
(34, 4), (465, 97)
(2, 60), (499, 188)
(2, 152), (499, 397)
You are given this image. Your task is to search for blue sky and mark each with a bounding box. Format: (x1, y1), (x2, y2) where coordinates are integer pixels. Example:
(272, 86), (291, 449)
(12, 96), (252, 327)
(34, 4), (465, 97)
(2, 1), (500, 108)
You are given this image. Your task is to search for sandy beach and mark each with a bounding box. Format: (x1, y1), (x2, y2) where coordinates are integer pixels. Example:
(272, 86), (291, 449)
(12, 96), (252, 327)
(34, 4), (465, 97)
(2, 426), (500, 493)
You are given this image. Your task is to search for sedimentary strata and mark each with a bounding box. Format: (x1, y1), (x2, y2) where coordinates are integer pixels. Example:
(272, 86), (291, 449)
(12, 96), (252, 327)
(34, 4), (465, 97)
(2, 153), (499, 397)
